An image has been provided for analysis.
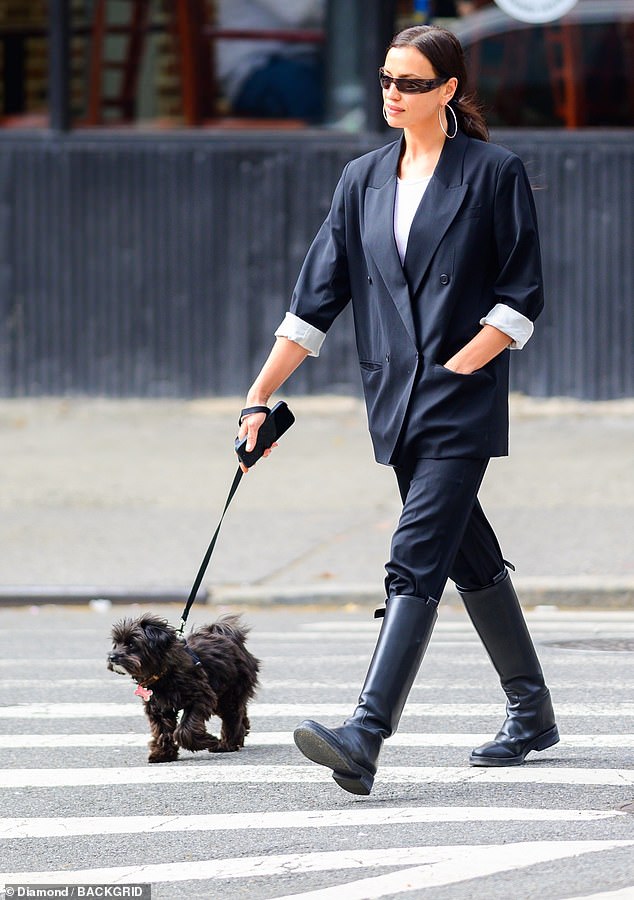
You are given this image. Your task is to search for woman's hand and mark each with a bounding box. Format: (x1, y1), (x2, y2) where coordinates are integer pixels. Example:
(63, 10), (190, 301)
(442, 358), (473, 375)
(236, 336), (309, 471)
(236, 409), (274, 473)
(444, 324), (512, 374)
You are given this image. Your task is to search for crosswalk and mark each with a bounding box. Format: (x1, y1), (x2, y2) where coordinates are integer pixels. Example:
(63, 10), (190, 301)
(1, 606), (634, 899)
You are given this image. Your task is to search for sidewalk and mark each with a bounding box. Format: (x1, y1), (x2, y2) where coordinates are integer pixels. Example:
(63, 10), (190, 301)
(1, 395), (633, 609)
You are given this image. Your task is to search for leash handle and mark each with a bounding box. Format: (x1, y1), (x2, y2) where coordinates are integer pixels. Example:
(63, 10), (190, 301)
(178, 402), (294, 634)
(178, 466), (243, 634)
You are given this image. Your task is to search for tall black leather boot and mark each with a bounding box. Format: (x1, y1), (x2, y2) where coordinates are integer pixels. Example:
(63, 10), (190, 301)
(458, 569), (559, 766)
(293, 594), (438, 795)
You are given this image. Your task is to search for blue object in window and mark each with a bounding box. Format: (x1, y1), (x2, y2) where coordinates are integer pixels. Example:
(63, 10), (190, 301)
(413, 0), (430, 22)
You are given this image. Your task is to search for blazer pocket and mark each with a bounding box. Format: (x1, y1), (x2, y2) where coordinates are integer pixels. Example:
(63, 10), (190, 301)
(430, 363), (493, 381)
(359, 360), (383, 372)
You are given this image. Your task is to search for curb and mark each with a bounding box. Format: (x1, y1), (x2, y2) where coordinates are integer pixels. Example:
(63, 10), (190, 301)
(0, 586), (206, 607)
(1, 578), (634, 609)
(210, 578), (634, 610)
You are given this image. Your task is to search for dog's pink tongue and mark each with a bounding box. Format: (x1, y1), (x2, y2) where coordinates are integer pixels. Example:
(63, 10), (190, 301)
(134, 685), (153, 702)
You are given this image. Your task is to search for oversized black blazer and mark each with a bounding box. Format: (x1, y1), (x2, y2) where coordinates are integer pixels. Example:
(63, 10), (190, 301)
(289, 129), (544, 465)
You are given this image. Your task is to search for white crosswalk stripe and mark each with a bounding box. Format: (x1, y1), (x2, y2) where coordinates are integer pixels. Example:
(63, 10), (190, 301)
(2, 732), (633, 750)
(3, 841), (634, 889)
(0, 807), (624, 840)
(3, 701), (634, 718)
(566, 891), (634, 900)
(1, 609), (634, 898)
(2, 764), (634, 790)
(268, 843), (634, 900)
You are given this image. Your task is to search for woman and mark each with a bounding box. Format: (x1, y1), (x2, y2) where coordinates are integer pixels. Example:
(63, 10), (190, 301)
(237, 25), (558, 795)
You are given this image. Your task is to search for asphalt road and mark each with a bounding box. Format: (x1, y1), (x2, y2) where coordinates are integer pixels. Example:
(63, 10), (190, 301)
(1, 601), (634, 899)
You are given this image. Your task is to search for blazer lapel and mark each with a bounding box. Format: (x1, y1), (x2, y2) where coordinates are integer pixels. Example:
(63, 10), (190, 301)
(403, 131), (469, 298)
(363, 139), (417, 347)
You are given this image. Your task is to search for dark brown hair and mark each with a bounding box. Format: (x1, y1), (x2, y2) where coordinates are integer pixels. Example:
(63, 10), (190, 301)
(389, 25), (489, 142)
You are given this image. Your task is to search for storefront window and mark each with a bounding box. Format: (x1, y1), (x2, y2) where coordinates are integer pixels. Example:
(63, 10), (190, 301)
(0, 1), (48, 127)
(1, 1), (330, 129)
(1, 0), (632, 131)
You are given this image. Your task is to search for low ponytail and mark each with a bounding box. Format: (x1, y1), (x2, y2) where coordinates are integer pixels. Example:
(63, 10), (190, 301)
(451, 94), (489, 142)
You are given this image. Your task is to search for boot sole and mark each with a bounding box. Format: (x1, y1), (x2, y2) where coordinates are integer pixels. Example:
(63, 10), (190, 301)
(293, 722), (374, 795)
(469, 725), (560, 767)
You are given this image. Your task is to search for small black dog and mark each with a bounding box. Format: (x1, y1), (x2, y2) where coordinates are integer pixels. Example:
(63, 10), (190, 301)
(107, 613), (260, 763)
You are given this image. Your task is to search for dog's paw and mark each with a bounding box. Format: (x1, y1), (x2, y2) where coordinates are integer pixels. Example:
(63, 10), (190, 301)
(148, 749), (179, 763)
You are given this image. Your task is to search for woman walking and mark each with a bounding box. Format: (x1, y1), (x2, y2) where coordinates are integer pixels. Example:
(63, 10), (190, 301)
(237, 24), (558, 795)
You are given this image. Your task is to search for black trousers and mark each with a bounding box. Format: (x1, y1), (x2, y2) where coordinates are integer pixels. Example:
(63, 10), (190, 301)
(385, 457), (506, 601)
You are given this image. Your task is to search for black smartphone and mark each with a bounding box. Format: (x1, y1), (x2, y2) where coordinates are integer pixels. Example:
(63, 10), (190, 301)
(234, 401), (295, 468)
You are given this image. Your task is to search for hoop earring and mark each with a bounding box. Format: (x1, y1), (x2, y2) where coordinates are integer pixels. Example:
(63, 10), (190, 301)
(383, 105), (389, 123)
(438, 103), (458, 139)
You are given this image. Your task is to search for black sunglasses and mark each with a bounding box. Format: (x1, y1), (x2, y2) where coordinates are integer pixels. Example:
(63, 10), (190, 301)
(378, 68), (449, 94)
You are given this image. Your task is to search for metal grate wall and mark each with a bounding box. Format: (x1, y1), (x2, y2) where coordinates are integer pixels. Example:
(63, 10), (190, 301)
(0, 130), (632, 399)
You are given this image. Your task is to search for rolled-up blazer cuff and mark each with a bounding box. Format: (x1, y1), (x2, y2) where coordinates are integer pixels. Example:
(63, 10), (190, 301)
(480, 303), (534, 350)
(274, 312), (326, 357)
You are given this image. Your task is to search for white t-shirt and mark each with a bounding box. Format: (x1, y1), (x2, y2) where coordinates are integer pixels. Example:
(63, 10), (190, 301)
(393, 175), (432, 264)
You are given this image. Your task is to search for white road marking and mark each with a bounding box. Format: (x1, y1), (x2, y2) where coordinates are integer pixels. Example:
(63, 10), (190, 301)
(1, 841), (631, 889)
(0, 655), (375, 667)
(1, 649), (632, 668)
(0, 733), (152, 748)
(0, 732), (632, 750)
(2, 701), (634, 718)
(1, 765), (633, 790)
(1, 613), (632, 896)
(0, 678), (627, 692)
(565, 890), (634, 900)
(1, 679), (134, 688)
(0, 806), (623, 840)
(301, 613), (634, 629)
(6, 611), (634, 638)
(0, 659), (98, 667)
(269, 842), (634, 900)
(0, 680), (479, 693)
(298, 621), (634, 635)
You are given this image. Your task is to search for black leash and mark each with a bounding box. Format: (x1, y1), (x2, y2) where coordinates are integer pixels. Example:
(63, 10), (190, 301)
(176, 402), (293, 639)
(177, 465), (243, 637)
